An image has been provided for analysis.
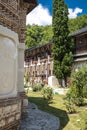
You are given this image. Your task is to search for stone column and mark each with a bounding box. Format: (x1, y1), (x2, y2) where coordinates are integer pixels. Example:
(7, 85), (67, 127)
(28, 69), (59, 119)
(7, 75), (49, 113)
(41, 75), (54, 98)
(18, 6), (28, 117)
(17, 43), (28, 117)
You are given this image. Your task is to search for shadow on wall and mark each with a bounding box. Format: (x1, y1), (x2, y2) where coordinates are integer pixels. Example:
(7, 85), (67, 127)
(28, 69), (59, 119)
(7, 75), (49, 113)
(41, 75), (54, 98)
(28, 96), (69, 130)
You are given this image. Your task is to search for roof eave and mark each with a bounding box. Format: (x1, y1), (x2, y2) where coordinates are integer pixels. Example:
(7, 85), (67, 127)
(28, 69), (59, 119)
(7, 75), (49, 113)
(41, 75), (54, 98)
(69, 26), (87, 37)
(23, 0), (38, 14)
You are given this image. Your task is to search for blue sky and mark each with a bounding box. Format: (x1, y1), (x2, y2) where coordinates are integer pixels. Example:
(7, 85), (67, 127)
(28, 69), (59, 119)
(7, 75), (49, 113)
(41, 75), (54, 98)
(26, 0), (87, 25)
(38, 0), (87, 16)
(38, 0), (52, 15)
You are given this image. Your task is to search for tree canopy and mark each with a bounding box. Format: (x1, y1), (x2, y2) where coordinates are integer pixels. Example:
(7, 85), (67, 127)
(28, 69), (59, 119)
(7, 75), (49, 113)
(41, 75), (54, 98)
(25, 24), (53, 48)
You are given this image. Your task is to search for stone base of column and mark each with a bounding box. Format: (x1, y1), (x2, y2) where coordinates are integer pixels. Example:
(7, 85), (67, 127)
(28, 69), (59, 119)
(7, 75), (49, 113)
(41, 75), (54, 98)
(0, 96), (21, 130)
(18, 91), (28, 118)
(0, 121), (20, 130)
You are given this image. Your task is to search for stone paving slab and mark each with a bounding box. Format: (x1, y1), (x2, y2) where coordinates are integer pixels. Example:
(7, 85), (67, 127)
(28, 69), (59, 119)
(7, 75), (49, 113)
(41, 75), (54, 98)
(21, 102), (60, 130)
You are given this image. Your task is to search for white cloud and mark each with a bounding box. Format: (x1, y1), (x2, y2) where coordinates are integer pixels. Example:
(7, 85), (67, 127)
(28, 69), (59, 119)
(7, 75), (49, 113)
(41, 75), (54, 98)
(68, 7), (83, 19)
(26, 5), (83, 25)
(26, 4), (52, 26)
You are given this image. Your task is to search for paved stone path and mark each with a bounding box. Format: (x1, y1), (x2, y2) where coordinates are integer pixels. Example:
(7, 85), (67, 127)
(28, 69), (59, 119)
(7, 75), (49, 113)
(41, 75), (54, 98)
(21, 102), (60, 130)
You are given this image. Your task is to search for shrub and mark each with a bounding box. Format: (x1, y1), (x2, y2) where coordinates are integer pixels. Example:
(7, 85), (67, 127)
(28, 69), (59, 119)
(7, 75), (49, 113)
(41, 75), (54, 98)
(41, 86), (53, 101)
(71, 66), (87, 106)
(83, 86), (87, 98)
(24, 85), (28, 88)
(64, 86), (76, 113)
(64, 66), (87, 112)
(32, 83), (44, 92)
(24, 73), (29, 85)
(84, 118), (87, 130)
(37, 83), (44, 91)
(64, 84), (84, 113)
(83, 118), (87, 130)
(80, 111), (87, 130)
(32, 85), (38, 92)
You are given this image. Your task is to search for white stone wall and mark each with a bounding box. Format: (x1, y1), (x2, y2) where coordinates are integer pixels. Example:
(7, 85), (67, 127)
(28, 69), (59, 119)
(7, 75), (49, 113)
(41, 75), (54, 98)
(17, 43), (25, 92)
(74, 60), (87, 71)
(48, 76), (59, 88)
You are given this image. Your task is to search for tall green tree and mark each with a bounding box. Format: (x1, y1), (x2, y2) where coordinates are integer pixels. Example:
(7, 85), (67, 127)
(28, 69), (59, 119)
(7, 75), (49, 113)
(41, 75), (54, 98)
(52, 0), (74, 86)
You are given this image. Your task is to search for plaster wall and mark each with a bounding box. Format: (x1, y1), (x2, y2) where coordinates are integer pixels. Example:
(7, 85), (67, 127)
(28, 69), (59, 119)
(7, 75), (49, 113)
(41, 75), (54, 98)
(0, 25), (19, 98)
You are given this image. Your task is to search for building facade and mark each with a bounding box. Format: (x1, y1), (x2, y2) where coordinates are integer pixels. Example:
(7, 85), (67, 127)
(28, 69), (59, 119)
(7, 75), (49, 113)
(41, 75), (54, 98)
(24, 27), (87, 84)
(0, 0), (37, 129)
(24, 43), (54, 84)
(71, 27), (87, 71)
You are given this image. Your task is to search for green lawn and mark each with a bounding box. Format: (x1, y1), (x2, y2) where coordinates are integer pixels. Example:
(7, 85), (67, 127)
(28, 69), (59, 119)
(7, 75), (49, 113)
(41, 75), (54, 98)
(27, 91), (87, 130)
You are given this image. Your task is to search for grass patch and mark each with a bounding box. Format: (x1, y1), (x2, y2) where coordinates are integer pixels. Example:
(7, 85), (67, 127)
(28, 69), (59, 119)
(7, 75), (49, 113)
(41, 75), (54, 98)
(27, 91), (87, 130)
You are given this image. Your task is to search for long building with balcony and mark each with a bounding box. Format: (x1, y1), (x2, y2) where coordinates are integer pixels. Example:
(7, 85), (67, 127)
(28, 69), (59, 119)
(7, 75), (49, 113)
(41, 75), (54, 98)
(24, 43), (53, 84)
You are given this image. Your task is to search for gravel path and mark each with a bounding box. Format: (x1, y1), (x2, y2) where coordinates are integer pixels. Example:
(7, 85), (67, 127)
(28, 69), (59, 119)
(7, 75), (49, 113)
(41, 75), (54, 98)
(21, 102), (60, 130)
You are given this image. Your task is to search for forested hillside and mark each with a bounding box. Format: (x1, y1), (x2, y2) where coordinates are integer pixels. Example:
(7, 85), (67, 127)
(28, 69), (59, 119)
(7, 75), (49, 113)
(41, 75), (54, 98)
(26, 15), (87, 48)
(68, 15), (87, 33)
(25, 25), (53, 48)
